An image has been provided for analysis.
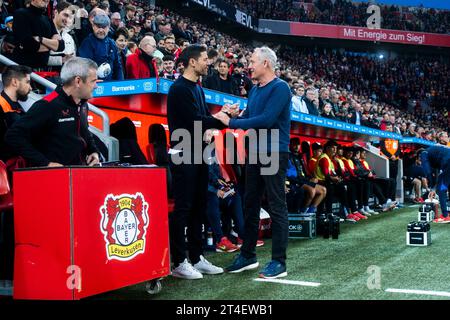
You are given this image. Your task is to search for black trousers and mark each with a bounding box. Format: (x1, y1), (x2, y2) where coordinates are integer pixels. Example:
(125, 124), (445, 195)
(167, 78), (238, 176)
(389, 160), (399, 200)
(0, 210), (14, 280)
(241, 153), (289, 265)
(169, 162), (208, 266)
(373, 177), (395, 203)
(355, 179), (370, 207)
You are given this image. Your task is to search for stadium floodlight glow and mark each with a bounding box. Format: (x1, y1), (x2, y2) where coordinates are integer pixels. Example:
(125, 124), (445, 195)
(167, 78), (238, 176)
(378, 54), (384, 59)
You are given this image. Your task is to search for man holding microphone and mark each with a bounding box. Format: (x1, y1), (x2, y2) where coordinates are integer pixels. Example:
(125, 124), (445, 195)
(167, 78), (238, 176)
(214, 47), (292, 279)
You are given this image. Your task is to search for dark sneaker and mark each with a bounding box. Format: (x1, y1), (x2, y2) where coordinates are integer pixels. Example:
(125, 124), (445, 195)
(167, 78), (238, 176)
(225, 254), (259, 273)
(259, 260), (287, 279)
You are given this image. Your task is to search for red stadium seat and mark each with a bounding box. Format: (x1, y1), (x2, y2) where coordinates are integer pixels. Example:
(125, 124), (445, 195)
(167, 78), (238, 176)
(0, 161), (13, 211)
(146, 144), (156, 165)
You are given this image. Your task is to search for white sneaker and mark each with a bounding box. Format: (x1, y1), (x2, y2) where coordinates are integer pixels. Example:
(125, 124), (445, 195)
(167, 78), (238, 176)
(365, 207), (376, 214)
(194, 255), (224, 275)
(171, 259), (203, 280)
(359, 208), (371, 217)
(382, 201), (396, 212)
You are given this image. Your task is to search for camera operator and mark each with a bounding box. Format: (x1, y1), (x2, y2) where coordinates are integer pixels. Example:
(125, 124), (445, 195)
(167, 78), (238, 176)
(232, 62), (253, 98)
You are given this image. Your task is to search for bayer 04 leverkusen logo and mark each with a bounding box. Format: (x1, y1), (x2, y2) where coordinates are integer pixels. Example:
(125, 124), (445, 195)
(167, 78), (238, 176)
(100, 193), (149, 261)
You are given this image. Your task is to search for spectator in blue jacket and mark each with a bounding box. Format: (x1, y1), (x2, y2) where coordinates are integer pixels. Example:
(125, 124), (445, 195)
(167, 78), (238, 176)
(78, 14), (123, 81)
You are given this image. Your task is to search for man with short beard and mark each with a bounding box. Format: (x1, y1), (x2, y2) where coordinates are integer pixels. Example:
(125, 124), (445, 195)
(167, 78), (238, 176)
(0, 65), (32, 161)
(166, 45), (226, 280)
(78, 14), (123, 81)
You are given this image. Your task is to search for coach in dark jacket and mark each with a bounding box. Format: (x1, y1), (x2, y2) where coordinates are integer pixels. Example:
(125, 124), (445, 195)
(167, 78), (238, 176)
(6, 57), (100, 167)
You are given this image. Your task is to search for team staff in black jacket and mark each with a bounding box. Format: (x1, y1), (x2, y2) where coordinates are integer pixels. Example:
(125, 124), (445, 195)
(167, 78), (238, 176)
(6, 57), (100, 167)
(12, 0), (65, 68)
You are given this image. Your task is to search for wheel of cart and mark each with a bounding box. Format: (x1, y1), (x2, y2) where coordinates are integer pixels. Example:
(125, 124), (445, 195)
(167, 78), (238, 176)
(146, 278), (163, 295)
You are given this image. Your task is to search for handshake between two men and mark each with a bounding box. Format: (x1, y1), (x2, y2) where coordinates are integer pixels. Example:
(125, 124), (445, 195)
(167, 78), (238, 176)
(213, 103), (241, 126)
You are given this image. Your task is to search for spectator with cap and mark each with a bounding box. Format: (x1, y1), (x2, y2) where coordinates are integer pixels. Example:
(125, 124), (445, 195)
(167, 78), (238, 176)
(12, 0), (65, 68)
(125, 35), (158, 80)
(78, 14), (123, 81)
(74, 7), (106, 48)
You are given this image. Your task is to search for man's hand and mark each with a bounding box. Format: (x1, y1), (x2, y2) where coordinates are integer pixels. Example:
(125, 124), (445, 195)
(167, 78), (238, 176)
(62, 54), (74, 63)
(48, 162), (63, 167)
(213, 111), (230, 126)
(221, 103), (240, 118)
(330, 176), (341, 183)
(86, 152), (100, 166)
(217, 189), (225, 198)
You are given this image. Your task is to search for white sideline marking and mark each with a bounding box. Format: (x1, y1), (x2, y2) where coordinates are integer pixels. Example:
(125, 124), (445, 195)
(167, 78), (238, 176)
(386, 288), (450, 297)
(253, 278), (321, 287)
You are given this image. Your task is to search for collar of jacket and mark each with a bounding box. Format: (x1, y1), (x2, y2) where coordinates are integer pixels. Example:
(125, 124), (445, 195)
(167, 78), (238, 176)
(56, 86), (87, 108)
(28, 4), (46, 15)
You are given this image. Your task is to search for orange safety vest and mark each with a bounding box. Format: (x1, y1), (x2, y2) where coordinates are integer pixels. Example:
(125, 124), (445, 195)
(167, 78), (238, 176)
(382, 139), (399, 158)
(314, 153), (335, 182)
(0, 95), (14, 114)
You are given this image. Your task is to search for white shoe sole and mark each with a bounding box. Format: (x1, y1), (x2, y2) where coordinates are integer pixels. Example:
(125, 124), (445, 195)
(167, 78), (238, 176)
(227, 262), (259, 273)
(171, 272), (203, 280)
(196, 268), (224, 275)
(216, 248), (239, 253)
(258, 271), (288, 279)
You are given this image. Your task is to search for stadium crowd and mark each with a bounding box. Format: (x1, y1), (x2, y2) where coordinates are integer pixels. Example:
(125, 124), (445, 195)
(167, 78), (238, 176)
(0, 0), (447, 141)
(224, 0), (450, 34)
(0, 0), (449, 284)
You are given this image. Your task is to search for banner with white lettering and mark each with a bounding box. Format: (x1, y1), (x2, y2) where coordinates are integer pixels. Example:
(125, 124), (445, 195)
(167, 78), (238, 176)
(189, 0), (257, 30)
(258, 20), (450, 47)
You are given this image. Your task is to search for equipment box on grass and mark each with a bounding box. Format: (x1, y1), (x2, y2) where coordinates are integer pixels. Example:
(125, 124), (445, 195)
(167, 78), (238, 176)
(406, 231), (431, 246)
(288, 214), (316, 239)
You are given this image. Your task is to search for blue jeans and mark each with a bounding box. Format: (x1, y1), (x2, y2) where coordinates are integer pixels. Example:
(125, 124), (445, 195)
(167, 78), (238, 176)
(206, 191), (245, 243)
(437, 167), (450, 217)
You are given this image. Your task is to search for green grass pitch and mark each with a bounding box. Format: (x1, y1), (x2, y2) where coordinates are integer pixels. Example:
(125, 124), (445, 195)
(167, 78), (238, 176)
(95, 205), (450, 300)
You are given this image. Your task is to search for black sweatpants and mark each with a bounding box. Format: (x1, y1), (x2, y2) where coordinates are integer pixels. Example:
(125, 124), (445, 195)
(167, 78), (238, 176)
(169, 162), (208, 266)
(389, 160), (399, 200)
(0, 211), (14, 280)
